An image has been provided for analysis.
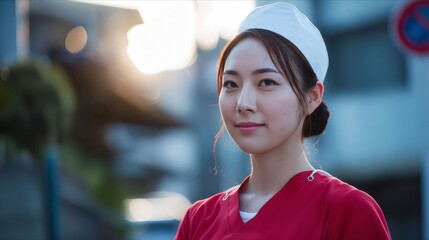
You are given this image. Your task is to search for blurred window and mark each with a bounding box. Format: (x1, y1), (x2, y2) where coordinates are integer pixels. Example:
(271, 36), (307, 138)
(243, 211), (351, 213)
(324, 20), (407, 93)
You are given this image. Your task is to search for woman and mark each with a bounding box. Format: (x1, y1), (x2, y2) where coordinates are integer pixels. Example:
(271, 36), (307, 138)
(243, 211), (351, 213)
(175, 2), (391, 239)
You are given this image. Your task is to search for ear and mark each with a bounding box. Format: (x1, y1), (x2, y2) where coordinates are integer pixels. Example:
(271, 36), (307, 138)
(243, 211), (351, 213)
(306, 81), (324, 115)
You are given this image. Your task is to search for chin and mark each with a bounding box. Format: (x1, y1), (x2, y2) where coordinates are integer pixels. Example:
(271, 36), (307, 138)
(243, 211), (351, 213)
(236, 144), (269, 155)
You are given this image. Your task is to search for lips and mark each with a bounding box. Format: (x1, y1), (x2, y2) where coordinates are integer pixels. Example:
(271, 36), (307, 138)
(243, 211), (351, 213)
(235, 122), (265, 133)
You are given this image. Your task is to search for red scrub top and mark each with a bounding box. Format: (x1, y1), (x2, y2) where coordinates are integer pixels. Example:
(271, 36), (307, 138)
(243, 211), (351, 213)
(175, 170), (391, 240)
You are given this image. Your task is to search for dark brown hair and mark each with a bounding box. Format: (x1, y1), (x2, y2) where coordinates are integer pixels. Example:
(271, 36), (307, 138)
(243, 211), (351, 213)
(217, 29), (329, 138)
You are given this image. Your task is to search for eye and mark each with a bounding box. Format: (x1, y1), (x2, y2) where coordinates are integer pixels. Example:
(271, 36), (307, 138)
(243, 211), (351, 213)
(223, 80), (238, 89)
(259, 79), (279, 87)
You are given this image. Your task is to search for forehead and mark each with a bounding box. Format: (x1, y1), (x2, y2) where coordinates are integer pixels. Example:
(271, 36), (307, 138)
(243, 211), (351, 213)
(224, 38), (277, 71)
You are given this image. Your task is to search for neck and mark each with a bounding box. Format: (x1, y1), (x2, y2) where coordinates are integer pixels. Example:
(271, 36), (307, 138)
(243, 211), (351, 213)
(247, 139), (313, 195)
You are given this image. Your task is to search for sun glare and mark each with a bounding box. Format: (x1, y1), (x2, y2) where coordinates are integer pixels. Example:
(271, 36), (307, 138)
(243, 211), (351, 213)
(70, 0), (255, 75)
(127, 1), (197, 75)
(129, 1), (255, 74)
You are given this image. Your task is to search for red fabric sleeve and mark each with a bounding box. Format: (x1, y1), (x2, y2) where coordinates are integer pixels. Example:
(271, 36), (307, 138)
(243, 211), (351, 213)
(174, 206), (193, 240)
(323, 189), (391, 240)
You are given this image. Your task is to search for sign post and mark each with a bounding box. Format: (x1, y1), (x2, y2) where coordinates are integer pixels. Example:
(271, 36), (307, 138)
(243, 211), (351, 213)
(391, 1), (429, 239)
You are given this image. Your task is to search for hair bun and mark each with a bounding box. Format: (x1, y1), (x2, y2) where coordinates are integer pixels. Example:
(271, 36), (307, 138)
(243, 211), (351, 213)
(303, 101), (329, 138)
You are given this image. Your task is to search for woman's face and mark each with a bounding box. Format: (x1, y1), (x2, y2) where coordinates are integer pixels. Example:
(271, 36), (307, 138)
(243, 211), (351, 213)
(219, 38), (304, 154)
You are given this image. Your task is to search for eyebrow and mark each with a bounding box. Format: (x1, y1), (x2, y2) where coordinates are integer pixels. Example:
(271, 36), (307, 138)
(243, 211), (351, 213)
(223, 68), (280, 76)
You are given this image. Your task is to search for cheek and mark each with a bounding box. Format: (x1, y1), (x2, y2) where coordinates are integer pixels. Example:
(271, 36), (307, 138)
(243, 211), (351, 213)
(271, 97), (302, 122)
(219, 95), (235, 118)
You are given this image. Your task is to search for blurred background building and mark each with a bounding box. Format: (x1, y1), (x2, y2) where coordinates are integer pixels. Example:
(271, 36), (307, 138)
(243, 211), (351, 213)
(0, 0), (427, 240)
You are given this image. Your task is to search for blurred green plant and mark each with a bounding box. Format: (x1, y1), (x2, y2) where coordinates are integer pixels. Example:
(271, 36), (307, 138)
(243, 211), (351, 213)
(0, 59), (127, 237)
(0, 60), (75, 158)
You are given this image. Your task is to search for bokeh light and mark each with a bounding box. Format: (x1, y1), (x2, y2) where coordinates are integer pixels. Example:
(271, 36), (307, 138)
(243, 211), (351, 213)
(125, 191), (191, 222)
(65, 26), (87, 54)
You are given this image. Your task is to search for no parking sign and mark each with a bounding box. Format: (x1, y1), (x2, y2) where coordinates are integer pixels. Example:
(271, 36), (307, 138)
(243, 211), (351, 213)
(392, 0), (429, 55)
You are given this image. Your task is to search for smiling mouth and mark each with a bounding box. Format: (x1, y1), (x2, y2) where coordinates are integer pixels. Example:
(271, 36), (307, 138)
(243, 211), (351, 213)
(235, 122), (265, 133)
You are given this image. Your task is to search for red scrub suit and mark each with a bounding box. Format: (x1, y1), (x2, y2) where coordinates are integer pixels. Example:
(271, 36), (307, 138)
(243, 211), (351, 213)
(175, 170), (391, 240)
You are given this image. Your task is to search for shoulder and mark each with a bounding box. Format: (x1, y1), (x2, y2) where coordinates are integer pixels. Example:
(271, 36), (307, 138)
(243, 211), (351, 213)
(314, 173), (385, 220)
(187, 184), (239, 213)
(185, 191), (226, 216)
(318, 174), (365, 200)
(182, 184), (238, 224)
(314, 173), (381, 210)
(175, 191), (229, 240)
(316, 174), (391, 239)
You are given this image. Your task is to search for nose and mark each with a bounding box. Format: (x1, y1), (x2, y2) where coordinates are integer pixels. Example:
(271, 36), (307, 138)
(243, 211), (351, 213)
(236, 86), (256, 113)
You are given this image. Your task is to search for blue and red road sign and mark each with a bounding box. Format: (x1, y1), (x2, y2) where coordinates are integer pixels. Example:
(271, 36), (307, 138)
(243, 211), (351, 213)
(393, 0), (429, 55)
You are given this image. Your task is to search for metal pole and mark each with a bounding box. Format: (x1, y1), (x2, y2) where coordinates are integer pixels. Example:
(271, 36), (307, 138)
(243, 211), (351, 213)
(0, 0), (18, 65)
(44, 145), (60, 240)
(413, 55), (429, 240)
(425, 152), (429, 240)
(422, 57), (429, 240)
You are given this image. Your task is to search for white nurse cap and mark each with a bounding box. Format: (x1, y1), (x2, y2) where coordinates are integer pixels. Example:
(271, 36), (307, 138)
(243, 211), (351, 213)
(237, 2), (329, 83)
